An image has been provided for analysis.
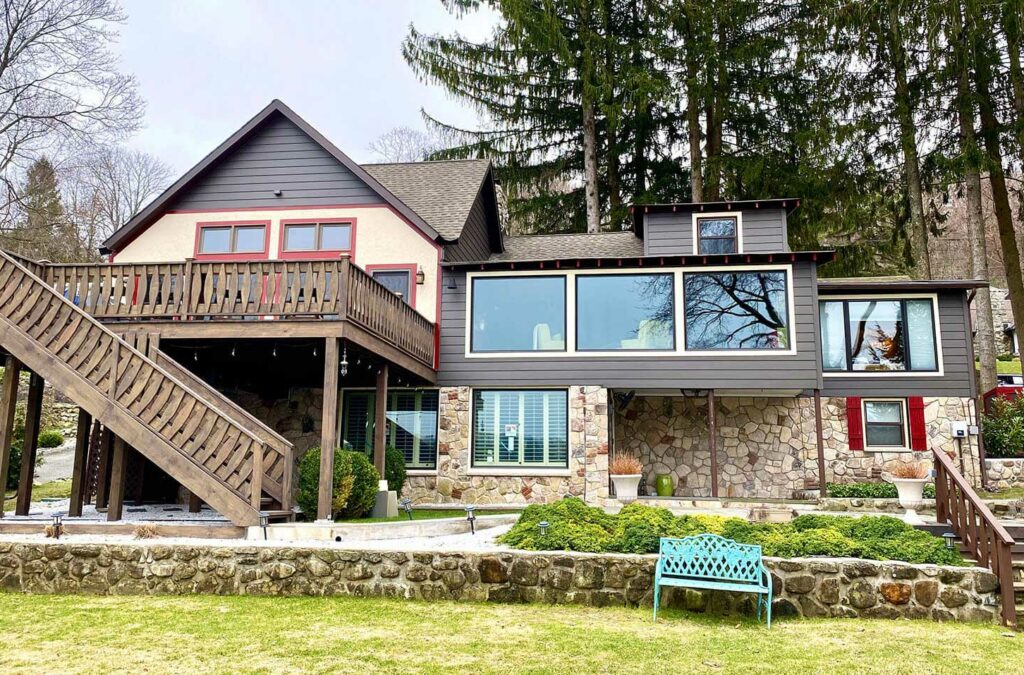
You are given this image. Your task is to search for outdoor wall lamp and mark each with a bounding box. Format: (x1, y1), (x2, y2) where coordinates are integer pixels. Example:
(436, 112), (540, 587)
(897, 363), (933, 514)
(340, 345), (349, 377)
(416, 265), (426, 285)
(465, 505), (476, 535)
(400, 498), (413, 521)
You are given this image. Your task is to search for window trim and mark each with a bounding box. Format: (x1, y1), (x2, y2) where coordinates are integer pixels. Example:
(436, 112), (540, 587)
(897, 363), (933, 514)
(366, 263), (418, 308)
(465, 265), (797, 358)
(469, 388), (571, 471)
(338, 387), (440, 473)
(193, 220), (271, 261)
(692, 211), (743, 255)
(862, 398), (911, 452)
(820, 294), (944, 378)
(574, 272), (677, 352)
(278, 218), (356, 260)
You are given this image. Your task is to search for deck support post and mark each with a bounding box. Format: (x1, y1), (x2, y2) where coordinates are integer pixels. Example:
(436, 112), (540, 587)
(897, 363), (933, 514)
(95, 427), (114, 510)
(15, 372), (45, 515)
(0, 356), (21, 518)
(68, 408), (92, 517)
(107, 437), (128, 521)
(317, 337), (340, 521)
(188, 492), (202, 513)
(708, 389), (719, 499)
(814, 390), (827, 497)
(373, 363), (389, 477)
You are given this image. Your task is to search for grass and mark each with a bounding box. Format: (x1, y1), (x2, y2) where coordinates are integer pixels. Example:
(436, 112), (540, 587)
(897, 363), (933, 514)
(334, 508), (520, 524)
(978, 487), (1024, 500)
(0, 594), (1020, 674)
(976, 358), (1022, 376)
(2, 479), (71, 508)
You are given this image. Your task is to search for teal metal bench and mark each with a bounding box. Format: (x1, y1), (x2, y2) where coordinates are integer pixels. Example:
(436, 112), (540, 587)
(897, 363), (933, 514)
(653, 534), (772, 627)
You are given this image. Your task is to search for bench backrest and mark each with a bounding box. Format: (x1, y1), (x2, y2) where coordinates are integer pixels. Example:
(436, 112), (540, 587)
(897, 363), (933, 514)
(657, 534), (764, 583)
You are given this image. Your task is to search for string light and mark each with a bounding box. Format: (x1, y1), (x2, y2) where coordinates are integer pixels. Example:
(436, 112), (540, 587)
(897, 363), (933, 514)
(340, 345), (348, 377)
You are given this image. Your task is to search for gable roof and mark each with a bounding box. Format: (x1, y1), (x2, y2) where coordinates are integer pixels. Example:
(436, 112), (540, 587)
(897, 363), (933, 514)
(100, 100), (442, 254)
(364, 159), (493, 241)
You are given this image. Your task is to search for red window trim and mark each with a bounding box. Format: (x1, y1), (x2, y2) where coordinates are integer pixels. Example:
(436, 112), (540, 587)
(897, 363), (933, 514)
(278, 218), (356, 260)
(365, 263), (418, 308)
(193, 220), (271, 261)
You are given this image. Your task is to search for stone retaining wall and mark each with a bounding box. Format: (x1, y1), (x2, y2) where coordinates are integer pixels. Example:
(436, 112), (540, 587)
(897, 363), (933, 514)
(985, 458), (1024, 491)
(0, 541), (999, 623)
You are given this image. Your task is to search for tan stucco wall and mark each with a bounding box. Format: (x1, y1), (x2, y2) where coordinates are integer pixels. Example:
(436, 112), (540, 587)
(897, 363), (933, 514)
(113, 206), (441, 321)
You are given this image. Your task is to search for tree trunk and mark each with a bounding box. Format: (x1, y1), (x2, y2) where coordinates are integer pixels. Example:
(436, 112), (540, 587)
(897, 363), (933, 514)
(604, 0), (622, 226)
(583, 93), (601, 233)
(1002, 3), (1024, 147)
(889, 6), (930, 278)
(686, 41), (703, 202)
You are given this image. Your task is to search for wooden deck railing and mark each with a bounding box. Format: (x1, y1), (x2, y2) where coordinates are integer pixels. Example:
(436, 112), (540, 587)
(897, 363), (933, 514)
(38, 257), (435, 369)
(933, 448), (1017, 627)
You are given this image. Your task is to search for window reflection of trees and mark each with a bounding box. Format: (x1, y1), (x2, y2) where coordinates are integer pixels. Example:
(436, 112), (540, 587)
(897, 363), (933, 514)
(684, 272), (789, 349)
(848, 301), (905, 371)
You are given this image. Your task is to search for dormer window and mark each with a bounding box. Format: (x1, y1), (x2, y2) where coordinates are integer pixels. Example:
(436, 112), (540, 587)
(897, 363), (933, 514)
(696, 215), (739, 254)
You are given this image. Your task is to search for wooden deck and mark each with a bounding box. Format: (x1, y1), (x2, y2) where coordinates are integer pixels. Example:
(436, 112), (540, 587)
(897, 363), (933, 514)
(29, 256), (436, 380)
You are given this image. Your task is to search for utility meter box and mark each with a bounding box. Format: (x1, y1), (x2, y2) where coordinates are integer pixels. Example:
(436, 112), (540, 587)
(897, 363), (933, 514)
(949, 421), (969, 438)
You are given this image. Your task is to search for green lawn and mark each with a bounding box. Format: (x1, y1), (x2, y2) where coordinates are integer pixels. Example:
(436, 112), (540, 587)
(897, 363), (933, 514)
(0, 594), (1020, 674)
(335, 507), (520, 524)
(2, 479), (71, 508)
(977, 358), (1022, 375)
(979, 486), (1024, 500)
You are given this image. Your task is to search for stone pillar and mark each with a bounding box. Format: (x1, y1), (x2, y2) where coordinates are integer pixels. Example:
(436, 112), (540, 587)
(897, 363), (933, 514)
(578, 385), (610, 506)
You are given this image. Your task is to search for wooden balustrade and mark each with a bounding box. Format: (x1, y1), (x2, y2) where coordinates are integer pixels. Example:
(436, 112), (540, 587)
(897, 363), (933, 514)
(933, 448), (1017, 627)
(37, 257), (435, 369)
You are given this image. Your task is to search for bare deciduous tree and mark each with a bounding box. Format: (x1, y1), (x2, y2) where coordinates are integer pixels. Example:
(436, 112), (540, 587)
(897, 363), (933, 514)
(367, 126), (441, 163)
(0, 0), (142, 228)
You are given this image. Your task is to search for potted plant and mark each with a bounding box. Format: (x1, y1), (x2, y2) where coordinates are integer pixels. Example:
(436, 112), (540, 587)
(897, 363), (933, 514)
(883, 461), (931, 524)
(609, 454), (643, 501)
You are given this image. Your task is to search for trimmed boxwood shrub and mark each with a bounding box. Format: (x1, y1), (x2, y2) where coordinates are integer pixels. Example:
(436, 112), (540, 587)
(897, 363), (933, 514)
(827, 481), (935, 499)
(385, 447), (406, 496)
(37, 430), (64, 448)
(295, 448), (380, 520)
(497, 498), (962, 565)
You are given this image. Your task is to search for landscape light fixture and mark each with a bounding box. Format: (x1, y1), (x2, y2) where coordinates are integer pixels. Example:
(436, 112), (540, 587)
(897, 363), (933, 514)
(942, 532), (956, 550)
(465, 505), (476, 535)
(259, 513), (270, 541)
(538, 520), (549, 538)
(51, 514), (63, 539)
(400, 498), (414, 521)
(340, 345), (349, 377)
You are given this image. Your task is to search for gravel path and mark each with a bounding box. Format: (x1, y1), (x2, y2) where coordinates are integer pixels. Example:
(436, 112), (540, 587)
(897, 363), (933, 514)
(34, 438), (77, 483)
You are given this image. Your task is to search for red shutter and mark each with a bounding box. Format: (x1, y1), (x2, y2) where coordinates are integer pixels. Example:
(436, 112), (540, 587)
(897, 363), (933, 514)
(846, 397), (863, 451)
(908, 396), (927, 451)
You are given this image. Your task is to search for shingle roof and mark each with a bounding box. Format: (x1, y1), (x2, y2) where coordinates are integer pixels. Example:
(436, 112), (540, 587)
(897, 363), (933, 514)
(490, 231), (644, 262)
(364, 159), (492, 242)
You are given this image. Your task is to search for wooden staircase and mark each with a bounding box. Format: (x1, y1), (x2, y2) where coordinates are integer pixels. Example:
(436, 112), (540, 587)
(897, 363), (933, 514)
(0, 251), (294, 526)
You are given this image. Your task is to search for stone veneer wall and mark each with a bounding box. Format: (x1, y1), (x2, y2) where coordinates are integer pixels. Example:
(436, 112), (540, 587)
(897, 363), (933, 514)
(985, 458), (1024, 490)
(0, 541), (999, 623)
(614, 396), (981, 499)
(230, 387), (323, 456)
(403, 386), (610, 506)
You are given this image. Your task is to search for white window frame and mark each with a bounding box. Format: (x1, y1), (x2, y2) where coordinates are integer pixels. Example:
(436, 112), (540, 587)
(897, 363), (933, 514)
(464, 264), (797, 358)
(468, 388), (571, 475)
(337, 388), (441, 475)
(820, 293), (944, 378)
(861, 398), (911, 452)
(692, 211), (744, 255)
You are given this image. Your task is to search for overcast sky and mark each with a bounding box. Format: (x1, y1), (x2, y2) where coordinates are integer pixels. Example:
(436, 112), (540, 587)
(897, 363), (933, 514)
(116, 0), (498, 173)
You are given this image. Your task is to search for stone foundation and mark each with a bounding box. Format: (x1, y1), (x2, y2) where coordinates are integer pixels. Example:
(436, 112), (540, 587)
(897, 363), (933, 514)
(613, 395), (980, 499)
(403, 386), (609, 506)
(230, 387), (322, 456)
(985, 458), (1024, 491)
(0, 541), (998, 623)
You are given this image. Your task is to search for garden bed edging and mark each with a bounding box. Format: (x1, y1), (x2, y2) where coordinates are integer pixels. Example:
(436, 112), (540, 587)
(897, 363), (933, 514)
(0, 540), (1000, 623)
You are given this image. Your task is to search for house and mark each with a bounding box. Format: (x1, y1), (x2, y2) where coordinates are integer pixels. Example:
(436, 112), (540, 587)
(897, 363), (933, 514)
(0, 100), (987, 526)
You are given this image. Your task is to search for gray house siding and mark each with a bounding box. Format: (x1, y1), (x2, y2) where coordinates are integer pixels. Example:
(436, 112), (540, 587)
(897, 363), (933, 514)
(643, 208), (789, 256)
(168, 114), (384, 210)
(443, 194), (492, 263)
(437, 261), (822, 391)
(819, 291), (975, 398)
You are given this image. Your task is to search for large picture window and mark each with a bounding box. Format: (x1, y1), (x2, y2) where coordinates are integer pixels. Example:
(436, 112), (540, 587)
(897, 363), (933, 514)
(471, 276), (566, 352)
(341, 390), (439, 469)
(576, 274), (674, 350)
(819, 298), (938, 372)
(683, 271), (790, 350)
(472, 390), (568, 468)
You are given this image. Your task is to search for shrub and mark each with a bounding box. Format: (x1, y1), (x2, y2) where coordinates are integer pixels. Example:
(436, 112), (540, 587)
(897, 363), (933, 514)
(826, 481), (936, 499)
(385, 447), (407, 497)
(983, 395), (1024, 458)
(37, 430), (64, 448)
(340, 450), (380, 519)
(497, 497), (962, 565)
(295, 448), (380, 520)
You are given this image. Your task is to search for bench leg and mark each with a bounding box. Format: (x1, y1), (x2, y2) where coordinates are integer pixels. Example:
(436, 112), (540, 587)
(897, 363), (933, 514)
(653, 583), (660, 622)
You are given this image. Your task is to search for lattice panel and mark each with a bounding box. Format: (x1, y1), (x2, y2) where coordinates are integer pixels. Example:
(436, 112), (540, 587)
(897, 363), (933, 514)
(658, 534), (764, 583)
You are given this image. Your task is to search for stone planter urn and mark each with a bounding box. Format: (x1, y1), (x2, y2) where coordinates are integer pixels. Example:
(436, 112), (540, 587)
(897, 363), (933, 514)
(885, 476), (930, 525)
(611, 474), (642, 500)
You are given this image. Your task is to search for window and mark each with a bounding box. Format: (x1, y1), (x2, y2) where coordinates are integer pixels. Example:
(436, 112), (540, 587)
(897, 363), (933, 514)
(819, 298), (938, 372)
(471, 276), (566, 352)
(341, 390), (439, 469)
(472, 390), (568, 468)
(863, 400), (907, 448)
(281, 221), (352, 255)
(696, 216), (738, 254)
(683, 271), (790, 350)
(372, 269), (412, 303)
(196, 222), (268, 258)
(576, 274), (674, 350)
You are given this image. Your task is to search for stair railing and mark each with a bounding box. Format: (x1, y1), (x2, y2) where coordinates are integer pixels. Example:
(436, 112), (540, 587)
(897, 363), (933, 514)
(933, 447), (1017, 627)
